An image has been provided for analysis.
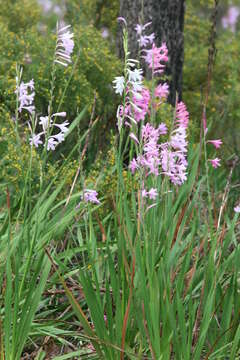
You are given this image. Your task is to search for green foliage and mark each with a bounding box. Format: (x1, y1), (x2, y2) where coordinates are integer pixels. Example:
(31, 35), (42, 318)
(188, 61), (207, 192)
(64, 0), (119, 34)
(0, 0), (121, 195)
(0, 0), (41, 32)
(0, 1), (240, 358)
(0, 0), (120, 124)
(184, 1), (240, 154)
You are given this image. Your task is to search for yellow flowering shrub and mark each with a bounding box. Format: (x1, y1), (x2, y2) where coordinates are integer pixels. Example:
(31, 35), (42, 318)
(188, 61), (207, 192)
(0, 0), (121, 198)
(65, 0), (119, 34)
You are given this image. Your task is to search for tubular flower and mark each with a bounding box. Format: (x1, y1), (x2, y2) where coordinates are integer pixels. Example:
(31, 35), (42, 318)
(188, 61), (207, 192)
(129, 122), (167, 177)
(209, 158), (221, 168)
(16, 79), (35, 114)
(161, 101), (189, 185)
(207, 139), (223, 149)
(39, 116), (52, 131)
(29, 134), (43, 148)
(155, 83), (169, 103)
(29, 112), (69, 151)
(140, 188), (158, 200)
(141, 189), (148, 198)
(47, 137), (58, 151)
(135, 22), (155, 48)
(132, 87), (150, 122)
(113, 76), (125, 96)
(135, 22), (152, 36)
(138, 34), (155, 48)
(176, 101), (189, 128)
(148, 188), (158, 200)
(129, 158), (139, 174)
(82, 189), (100, 204)
(143, 43), (168, 74)
(55, 24), (74, 67)
(113, 60), (145, 127)
(128, 68), (143, 83)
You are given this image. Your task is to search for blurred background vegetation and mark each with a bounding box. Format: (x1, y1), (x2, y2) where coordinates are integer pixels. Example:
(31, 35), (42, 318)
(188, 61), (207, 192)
(0, 0), (239, 201)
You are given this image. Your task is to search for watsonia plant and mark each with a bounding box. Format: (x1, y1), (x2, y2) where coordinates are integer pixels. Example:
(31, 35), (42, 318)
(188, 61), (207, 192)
(0, 22), (99, 359)
(47, 17), (240, 359)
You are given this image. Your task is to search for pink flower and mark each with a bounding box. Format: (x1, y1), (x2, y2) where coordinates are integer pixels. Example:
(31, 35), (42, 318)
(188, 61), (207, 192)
(129, 122), (168, 178)
(161, 101), (189, 185)
(140, 122), (165, 176)
(143, 42), (168, 74)
(82, 189), (100, 204)
(141, 189), (148, 198)
(138, 34), (155, 47)
(155, 83), (169, 102)
(135, 22), (154, 48)
(161, 147), (188, 185)
(202, 113), (208, 134)
(209, 158), (221, 168)
(158, 123), (168, 135)
(129, 158), (139, 174)
(207, 139), (223, 149)
(135, 22), (152, 35)
(132, 87), (150, 121)
(176, 102), (189, 128)
(222, 6), (240, 32)
(170, 127), (188, 153)
(142, 122), (167, 140)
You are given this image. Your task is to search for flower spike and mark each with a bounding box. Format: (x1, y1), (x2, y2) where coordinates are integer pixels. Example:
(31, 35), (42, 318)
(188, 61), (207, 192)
(55, 23), (74, 67)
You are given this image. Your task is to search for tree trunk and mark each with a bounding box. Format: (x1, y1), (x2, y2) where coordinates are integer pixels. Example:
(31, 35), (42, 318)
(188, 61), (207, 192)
(118, 0), (185, 105)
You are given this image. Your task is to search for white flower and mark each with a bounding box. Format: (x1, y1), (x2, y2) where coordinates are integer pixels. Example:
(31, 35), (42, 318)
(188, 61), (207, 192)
(54, 120), (69, 133)
(47, 137), (58, 151)
(55, 24), (74, 67)
(148, 188), (158, 200)
(113, 76), (125, 96)
(30, 134), (43, 148)
(132, 82), (143, 93)
(54, 132), (65, 143)
(16, 79), (35, 114)
(52, 112), (67, 117)
(141, 189), (148, 198)
(39, 116), (52, 132)
(234, 204), (240, 213)
(127, 68), (143, 83)
(30, 112), (69, 151)
(134, 22), (152, 35)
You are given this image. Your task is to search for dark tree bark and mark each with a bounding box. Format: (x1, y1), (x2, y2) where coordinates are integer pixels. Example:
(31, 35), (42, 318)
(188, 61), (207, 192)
(118, 0), (185, 105)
